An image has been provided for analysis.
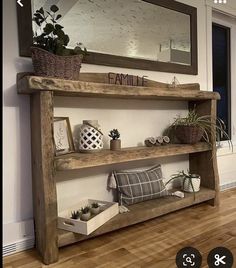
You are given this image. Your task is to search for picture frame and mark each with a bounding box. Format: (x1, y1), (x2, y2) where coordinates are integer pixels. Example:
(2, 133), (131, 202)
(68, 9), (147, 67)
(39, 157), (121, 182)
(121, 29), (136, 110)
(53, 117), (75, 156)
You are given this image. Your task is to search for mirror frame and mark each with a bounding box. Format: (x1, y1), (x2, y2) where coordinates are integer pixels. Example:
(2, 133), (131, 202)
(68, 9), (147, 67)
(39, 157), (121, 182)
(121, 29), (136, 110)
(16, 0), (198, 75)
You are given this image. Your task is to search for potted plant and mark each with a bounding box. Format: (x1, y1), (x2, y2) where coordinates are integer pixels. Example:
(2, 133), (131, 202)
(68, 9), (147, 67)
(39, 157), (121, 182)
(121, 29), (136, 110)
(32, 5), (88, 80)
(90, 202), (100, 215)
(168, 108), (232, 146)
(165, 170), (201, 198)
(80, 206), (91, 221)
(109, 129), (121, 151)
(70, 210), (80, 220)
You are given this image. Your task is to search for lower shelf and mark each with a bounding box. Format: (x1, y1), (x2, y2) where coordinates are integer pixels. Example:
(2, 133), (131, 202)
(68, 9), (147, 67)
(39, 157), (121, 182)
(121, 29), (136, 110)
(58, 187), (215, 247)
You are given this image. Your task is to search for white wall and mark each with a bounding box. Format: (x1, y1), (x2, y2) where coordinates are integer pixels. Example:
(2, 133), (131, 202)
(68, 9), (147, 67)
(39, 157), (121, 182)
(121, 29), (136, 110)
(3, 0), (236, 248)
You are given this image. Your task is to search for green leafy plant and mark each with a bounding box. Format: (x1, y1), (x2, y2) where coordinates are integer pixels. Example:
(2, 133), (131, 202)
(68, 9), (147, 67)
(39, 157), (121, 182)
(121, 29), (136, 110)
(32, 5), (88, 57)
(109, 129), (120, 140)
(71, 210), (80, 219)
(168, 108), (232, 149)
(165, 170), (200, 199)
(81, 206), (90, 214)
(91, 202), (99, 208)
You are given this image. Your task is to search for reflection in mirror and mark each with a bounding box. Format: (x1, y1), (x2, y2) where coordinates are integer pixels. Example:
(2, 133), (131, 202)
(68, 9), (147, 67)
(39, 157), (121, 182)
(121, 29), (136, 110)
(32, 0), (191, 66)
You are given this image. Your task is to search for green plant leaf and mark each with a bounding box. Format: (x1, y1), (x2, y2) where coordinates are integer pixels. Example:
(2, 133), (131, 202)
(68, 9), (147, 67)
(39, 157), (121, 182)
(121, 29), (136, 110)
(43, 23), (54, 35)
(56, 14), (62, 20)
(50, 5), (59, 13)
(38, 7), (44, 15)
(55, 24), (64, 30)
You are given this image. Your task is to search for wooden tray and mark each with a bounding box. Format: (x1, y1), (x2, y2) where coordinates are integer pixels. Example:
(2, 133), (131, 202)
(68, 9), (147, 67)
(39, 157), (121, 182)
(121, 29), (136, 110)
(58, 199), (119, 235)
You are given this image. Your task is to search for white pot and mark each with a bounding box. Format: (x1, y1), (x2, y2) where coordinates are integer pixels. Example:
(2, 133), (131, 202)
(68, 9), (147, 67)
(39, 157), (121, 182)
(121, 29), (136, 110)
(80, 212), (91, 221)
(183, 175), (201, 192)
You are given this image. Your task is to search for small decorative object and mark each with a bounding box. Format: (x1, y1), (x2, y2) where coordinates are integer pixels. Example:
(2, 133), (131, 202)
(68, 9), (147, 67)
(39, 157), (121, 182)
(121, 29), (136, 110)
(109, 129), (121, 151)
(156, 136), (164, 145)
(31, 5), (88, 80)
(79, 120), (103, 153)
(145, 137), (156, 147)
(144, 136), (170, 147)
(71, 210), (80, 220)
(163, 136), (170, 144)
(90, 202), (100, 215)
(165, 170), (201, 199)
(80, 206), (91, 221)
(53, 117), (75, 156)
(168, 76), (180, 88)
(168, 108), (232, 146)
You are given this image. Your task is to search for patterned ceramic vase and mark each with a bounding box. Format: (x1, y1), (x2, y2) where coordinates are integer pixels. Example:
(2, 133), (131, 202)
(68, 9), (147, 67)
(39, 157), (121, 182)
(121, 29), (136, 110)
(183, 175), (201, 192)
(79, 120), (103, 153)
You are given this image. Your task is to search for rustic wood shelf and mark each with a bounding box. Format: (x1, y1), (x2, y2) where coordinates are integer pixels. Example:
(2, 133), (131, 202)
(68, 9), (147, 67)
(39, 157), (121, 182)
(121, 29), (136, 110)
(17, 72), (220, 264)
(17, 73), (220, 101)
(58, 187), (216, 247)
(55, 143), (211, 171)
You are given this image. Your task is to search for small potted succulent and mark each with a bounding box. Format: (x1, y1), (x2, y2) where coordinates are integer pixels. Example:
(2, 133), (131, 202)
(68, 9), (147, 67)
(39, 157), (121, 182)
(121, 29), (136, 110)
(80, 206), (91, 221)
(90, 202), (100, 215)
(70, 210), (80, 220)
(32, 5), (88, 80)
(109, 129), (121, 151)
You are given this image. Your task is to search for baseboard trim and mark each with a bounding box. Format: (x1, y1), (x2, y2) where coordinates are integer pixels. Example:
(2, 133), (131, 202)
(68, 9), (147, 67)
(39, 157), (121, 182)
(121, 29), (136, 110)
(220, 181), (236, 191)
(3, 237), (35, 257)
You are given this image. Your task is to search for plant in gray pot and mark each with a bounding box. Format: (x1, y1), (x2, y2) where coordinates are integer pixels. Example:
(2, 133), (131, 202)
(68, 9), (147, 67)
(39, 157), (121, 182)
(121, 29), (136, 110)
(90, 202), (100, 215)
(109, 129), (121, 151)
(70, 210), (80, 220)
(165, 170), (201, 199)
(80, 206), (91, 221)
(32, 5), (88, 80)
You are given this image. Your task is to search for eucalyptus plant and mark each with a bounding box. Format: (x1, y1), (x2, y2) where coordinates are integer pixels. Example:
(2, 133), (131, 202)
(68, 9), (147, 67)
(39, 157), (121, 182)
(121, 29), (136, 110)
(32, 5), (88, 57)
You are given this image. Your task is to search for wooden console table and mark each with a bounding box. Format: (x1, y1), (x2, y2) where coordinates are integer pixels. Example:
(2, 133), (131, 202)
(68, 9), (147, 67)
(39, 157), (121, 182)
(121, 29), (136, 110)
(17, 73), (220, 264)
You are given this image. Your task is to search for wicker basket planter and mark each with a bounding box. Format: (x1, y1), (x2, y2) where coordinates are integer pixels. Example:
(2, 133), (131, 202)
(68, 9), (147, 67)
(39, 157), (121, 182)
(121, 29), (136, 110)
(174, 125), (204, 144)
(31, 47), (82, 80)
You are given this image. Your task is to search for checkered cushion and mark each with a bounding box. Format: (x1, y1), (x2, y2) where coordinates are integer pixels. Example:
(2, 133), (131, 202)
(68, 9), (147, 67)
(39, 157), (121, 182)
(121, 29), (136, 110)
(113, 164), (169, 205)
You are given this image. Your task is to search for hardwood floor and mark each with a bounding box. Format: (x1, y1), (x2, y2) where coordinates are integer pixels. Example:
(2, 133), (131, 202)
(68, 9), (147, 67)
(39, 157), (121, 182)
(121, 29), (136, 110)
(3, 189), (236, 268)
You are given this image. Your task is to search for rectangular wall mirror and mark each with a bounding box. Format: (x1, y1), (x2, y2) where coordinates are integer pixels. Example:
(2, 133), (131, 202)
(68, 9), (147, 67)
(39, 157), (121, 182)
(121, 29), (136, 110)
(17, 0), (198, 75)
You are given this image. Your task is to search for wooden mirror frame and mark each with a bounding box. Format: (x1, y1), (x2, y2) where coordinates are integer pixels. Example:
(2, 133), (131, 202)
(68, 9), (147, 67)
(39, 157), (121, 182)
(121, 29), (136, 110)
(16, 0), (198, 75)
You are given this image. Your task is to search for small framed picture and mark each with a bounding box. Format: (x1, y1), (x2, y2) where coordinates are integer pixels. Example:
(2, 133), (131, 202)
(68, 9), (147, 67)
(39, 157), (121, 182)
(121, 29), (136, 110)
(53, 117), (75, 156)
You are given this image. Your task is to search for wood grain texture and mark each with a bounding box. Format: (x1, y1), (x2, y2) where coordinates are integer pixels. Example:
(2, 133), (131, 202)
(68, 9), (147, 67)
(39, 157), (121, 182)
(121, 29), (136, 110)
(57, 187), (215, 247)
(189, 100), (220, 206)
(4, 189), (235, 268)
(30, 92), (58, 264)
(17, 74), (220, 101)
(55, 143), (211, 171)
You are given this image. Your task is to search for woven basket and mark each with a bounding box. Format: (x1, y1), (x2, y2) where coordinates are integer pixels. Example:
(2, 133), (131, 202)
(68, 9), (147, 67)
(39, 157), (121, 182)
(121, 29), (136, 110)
(31, 47), (82, 80)
(174, 125), (204, 144)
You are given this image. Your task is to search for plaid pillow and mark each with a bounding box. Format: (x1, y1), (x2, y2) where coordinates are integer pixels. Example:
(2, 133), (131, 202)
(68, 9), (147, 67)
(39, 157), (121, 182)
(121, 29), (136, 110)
(113, 164), (169, 205)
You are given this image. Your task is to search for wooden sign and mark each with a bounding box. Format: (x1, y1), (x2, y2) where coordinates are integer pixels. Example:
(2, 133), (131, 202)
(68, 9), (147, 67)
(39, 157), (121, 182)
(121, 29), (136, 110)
(107, 72), (148, 86)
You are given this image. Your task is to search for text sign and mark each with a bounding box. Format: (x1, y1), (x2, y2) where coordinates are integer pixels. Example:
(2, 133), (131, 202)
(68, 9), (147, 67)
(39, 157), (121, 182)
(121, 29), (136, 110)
(108, 72), (148, 86)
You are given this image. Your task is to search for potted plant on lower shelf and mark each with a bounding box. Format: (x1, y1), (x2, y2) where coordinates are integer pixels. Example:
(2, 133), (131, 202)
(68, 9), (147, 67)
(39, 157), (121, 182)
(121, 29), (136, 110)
(168, 108), (232, 148)
(31, 5), (88, 80)
(165, 170), (201, 199)
(90, 202), (100, 215)
(80, 206), (91, 221)
(109, 129), (121, 151)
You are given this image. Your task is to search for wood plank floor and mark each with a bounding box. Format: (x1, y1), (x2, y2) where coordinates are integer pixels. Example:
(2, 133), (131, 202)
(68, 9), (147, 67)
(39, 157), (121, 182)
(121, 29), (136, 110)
(3, 189), (236, 268)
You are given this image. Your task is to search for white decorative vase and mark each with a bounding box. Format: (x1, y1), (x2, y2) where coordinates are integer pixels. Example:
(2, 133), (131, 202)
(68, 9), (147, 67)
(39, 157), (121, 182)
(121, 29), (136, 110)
(183, 175), (201, 193)
(79, 120), (103, 153)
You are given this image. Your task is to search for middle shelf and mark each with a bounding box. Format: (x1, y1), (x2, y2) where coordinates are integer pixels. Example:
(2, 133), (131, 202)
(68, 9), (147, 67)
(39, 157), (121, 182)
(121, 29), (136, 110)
(54, 142), (211, 171)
